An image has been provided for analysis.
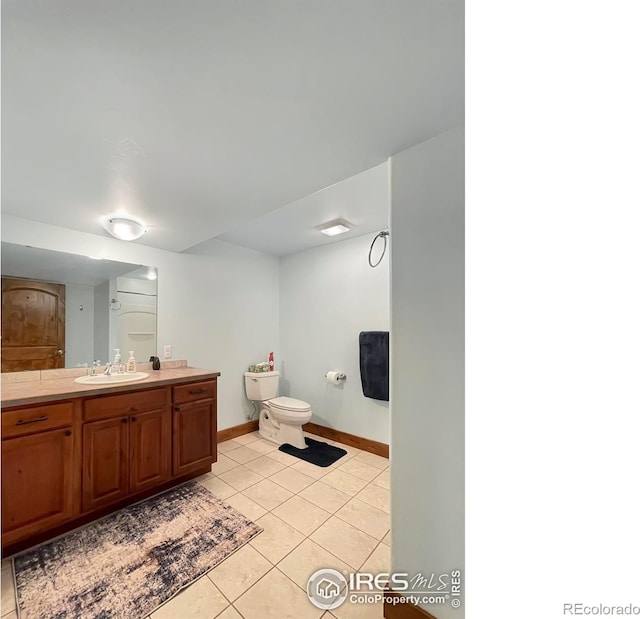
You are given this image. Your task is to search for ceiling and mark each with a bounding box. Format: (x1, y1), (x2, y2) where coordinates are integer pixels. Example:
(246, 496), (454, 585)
(212, 162), (389, 256)
(1, 243), (152, 286)
(1, 0), (464, 254)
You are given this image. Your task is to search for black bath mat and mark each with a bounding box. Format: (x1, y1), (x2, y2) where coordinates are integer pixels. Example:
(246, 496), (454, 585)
(279, 437), (347, 467)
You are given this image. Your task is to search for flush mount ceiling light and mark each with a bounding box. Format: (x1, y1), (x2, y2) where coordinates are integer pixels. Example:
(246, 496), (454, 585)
(146, 267), (157, 281)
(102, 217), (147, 241)
(318, 218), (352, 237)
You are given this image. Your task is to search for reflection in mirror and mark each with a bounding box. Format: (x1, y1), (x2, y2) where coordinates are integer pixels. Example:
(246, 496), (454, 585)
(1, 243), (158, 372)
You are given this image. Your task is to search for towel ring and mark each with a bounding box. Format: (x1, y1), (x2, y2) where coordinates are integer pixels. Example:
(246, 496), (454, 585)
(368, 231), (389, 268)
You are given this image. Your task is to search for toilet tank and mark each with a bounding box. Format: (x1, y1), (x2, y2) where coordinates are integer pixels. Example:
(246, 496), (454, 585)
(244, 370), (279, 401)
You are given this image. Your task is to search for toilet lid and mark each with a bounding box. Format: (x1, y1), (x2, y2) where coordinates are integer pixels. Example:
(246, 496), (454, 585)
(270, 396), (311, 412)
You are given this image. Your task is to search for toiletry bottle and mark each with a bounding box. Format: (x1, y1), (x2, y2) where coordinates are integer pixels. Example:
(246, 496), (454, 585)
(114, 349), (121, 365)
(126, 351), (136, 373)
(269, 352), (274, 372)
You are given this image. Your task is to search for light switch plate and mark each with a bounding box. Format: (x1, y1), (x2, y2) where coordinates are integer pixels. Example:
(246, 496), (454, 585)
(163, 345), (172, 359)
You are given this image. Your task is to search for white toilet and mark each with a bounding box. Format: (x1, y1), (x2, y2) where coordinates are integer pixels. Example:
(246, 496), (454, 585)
(244, 371), (312, 449)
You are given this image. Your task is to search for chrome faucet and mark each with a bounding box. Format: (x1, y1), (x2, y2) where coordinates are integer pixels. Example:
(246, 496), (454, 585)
(89, 361), (98, 376)
(104, 362), (114, 376)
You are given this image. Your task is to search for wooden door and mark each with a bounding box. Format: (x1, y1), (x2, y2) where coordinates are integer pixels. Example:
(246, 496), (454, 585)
(1, 278), (66, 372)
(173, 400), (216, 476)
(1, 427), (75, 545)
(82, 417), (129, 512)
(129, 408), (171, 494)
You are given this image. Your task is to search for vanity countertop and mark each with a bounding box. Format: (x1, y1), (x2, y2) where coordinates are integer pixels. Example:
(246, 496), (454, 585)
(1, 367), (220, 408)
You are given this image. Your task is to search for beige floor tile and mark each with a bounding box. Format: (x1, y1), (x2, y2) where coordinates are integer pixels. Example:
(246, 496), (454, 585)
(277, 539), (351, 590)
(233, 431), (261, 445)
(218, 439), (243, 453)
(299, 481), (351, 513)
(195, 472), (213, 483)
(218, 466), (263, 491)
(235, 568), (323, 619)
(242, 479), (294, 511)
(371, 469), (390, 489)
(331, 596), (384, 619)
(356, 485), (390, 513)
(310, 517), (378, 570)
(353, 452), (389, 470)
(210, 454), (240, 476)
(265, 449), (301, 466)
(1, 612), (18, 619)
(199, 476), (238, 500)
(360, 542), (390, 574)
(225, 445), (264, 464)
(321, 470), (369, 496)
(272, 496), (331, 535)
(1, 568), (16, 615)
(216, 607), (243, 619)
(335, 498), (390, 540)
(336, 459), (381, 482)
(1, 558), (11, 570)
(207, 544), (272, 602)
(244, 455), (287, 477)
(381, 531), (391, 546)
(269, 468), (315, 493)
(225, 493), (267, 522)
(245, 439), (279, 454)
(290, 460), (331, 480)
(151, 576), (228, 619)
(249, 513), (305, 564)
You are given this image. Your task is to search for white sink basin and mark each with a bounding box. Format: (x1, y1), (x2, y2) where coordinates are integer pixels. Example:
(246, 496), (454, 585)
(75, 372), (150, 385)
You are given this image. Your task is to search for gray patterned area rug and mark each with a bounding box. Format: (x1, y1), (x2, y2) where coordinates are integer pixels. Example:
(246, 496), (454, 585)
(13, 481), (262, 619)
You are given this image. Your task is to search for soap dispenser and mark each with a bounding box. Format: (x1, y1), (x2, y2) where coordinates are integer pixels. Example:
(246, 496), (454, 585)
(113, 349), (121, 365)
(126, 351), (136, 373)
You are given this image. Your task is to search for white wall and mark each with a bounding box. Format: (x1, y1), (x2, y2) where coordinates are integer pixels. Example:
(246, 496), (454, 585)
(390, 127), (464, 617)
(280, 233), (390, 444)
(1, 215), (279, 431)
(64, 283), (95, 367)
(184, 238), (280, 426)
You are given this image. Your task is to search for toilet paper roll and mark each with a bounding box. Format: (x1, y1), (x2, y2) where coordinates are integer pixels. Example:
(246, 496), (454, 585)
(326, 371), (341, 385)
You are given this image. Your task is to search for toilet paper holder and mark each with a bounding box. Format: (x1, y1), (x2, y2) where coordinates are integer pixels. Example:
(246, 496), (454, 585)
(325, 372), (347, 382)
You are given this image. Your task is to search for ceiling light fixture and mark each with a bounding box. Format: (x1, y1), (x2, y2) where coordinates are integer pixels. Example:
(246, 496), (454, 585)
(146, 267), (157, 281)
(318, 218), (352, 237)
(102, 217), (147, 241)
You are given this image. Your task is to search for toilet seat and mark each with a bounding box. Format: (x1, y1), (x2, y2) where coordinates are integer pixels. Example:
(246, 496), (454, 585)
(269, 396), (311, 413)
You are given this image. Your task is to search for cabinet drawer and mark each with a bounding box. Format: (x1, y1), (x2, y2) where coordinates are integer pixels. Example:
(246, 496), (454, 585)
(2, 402), (74, 439)
(173, 380), (217, 404)
(84, 388), (168, 422)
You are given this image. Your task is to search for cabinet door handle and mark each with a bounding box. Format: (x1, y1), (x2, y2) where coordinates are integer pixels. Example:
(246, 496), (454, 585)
(189, 388), (206, 395)
(121, 418), (128, 423)
(131, 416), (137, 422)
(64, 430), (72, 437)
(174, 406), (181, 412)
(16, 416), (48, 426)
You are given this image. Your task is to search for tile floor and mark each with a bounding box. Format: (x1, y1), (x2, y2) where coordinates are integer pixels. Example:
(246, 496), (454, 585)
(0, 432), (390, 619)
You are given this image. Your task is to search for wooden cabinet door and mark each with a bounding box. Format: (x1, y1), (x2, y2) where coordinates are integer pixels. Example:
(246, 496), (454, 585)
(82, 417), (129, 512)
(129, 408), (171, 494)
(1, 428), (74, 545)
(173, 400), (216, 477)
(1, 277), (66, 372)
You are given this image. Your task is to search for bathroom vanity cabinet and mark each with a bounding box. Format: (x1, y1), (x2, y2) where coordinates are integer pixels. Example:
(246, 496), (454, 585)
(1, 370), (218, 554)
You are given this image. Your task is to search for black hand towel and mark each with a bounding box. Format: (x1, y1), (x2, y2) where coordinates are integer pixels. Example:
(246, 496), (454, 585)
(359, 331), (389, 401)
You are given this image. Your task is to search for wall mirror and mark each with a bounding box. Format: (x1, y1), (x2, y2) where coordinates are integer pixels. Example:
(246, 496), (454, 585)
(1, 242), (158, 372)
